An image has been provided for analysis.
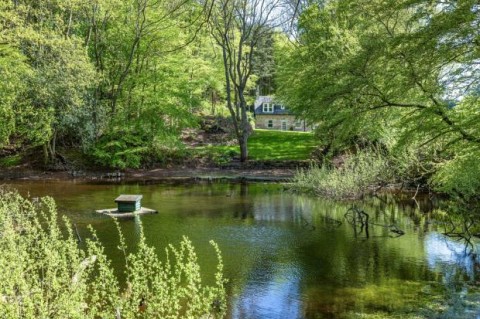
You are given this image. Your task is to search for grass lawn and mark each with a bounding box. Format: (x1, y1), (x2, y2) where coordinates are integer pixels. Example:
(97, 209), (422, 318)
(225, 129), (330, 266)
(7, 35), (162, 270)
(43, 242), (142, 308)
(214, 129), (318, 161)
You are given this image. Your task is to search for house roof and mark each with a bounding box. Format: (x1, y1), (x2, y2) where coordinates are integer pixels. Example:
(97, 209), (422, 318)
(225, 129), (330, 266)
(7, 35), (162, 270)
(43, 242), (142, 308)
(253, 96), (293, 115)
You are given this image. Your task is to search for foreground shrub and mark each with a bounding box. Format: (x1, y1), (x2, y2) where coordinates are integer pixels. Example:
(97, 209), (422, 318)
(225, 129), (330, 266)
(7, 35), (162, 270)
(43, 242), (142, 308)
(0, 189), (226, 318)
(291, 148), (394, 199)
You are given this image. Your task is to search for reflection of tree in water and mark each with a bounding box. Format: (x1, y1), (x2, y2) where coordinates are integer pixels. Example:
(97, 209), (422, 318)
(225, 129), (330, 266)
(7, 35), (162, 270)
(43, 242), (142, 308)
(343, 196), (480, 277)
(230, 183), (255, 220)
(296, 228), (439, 317)
(221, 185), (480, 318)
(294, 194), (480, 317)
(404, 198), (480, 317)
(430, 200), (480, 285)
(229, 244), (303, 319)
(344, 206), (405, 239)
(437, 200), (480, 242)
(427, 234), (480, 280)
(424, 232), (480, 318)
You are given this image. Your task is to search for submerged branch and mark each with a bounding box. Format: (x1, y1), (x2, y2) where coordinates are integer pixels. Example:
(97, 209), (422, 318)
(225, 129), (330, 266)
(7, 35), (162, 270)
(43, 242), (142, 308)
(345, 206), (405, 238)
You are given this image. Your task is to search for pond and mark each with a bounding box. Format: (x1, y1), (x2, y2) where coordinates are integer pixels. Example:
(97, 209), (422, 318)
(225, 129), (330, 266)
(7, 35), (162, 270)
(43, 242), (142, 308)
(3, 180), (480, 318)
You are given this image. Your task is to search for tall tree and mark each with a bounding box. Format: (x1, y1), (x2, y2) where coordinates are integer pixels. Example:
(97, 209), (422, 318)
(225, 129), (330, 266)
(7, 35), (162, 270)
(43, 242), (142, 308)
(253, 31), (277, 95)
(207, 0), (288, 162)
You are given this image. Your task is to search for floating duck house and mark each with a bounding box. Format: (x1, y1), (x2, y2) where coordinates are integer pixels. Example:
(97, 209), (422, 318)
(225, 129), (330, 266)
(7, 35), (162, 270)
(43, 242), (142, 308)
(96, 194), (157, 217)
(115, 194), (142, 212)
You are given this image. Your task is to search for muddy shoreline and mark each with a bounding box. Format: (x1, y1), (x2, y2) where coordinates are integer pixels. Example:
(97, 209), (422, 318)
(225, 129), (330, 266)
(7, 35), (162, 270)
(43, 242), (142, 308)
(0, 167), (296, 183)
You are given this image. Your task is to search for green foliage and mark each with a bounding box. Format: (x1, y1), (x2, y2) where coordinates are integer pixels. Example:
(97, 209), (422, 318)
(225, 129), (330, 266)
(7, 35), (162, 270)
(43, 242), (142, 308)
(83, 0), (223, 158)
(197, 146), (241, 166)
(278, 0), (480, 197)
(0, 45), (32, 147)
(92, 130), (147, 169)
(0, 0), (225, 167)
(207, 0), (282, 161)
(148, 136), (194, 166)
(0, 189), (226, 318)
(292, 148), (394, 199)
(432, 148), (480, 200)
(253, 31), (278, 95)
(91, 124), (196, 169)
(14, 104), (56, 147)
(1, 0), (98, 154)
(0, 155), (21, 168)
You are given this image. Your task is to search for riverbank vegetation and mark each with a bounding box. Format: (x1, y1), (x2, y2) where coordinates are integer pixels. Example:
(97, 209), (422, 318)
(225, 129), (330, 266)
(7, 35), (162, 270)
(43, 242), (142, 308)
(0, 189), (226, 318)
(291, 148), (394, 199)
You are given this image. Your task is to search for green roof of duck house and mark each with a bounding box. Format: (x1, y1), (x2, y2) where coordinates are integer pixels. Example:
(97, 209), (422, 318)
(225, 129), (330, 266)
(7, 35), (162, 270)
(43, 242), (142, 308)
(115, 194), (142, 212)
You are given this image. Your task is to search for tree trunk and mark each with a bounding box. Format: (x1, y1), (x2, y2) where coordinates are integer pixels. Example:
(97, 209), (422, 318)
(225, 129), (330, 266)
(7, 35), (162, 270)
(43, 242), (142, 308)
(209, 0), (279, 163)
(66, 7), (73, 38)
(50, 130), (57, 159)
(238, 89), (250, 162)
(211, 90), (216, 115)
(239, 133), (248, 162)
(43, 144), (49, 166)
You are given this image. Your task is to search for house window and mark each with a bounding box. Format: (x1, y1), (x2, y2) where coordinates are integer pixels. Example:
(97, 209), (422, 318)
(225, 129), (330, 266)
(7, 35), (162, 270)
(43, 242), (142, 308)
(295, 120), (302, 128)
(281, 120), (287, 130)
(267, 120), (273, 128)
(263, 103), (273, 113)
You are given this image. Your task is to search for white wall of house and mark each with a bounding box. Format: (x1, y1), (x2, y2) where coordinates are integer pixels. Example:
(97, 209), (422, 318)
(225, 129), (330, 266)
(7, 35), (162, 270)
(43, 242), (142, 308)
(255, 115), (311, 131)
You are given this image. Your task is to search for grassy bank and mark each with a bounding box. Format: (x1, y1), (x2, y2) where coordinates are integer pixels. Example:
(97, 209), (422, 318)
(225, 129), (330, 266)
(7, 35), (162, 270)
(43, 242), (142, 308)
(1, 129), (318, 171)
(247, 129), (317, 160)
(204, 129), (317, 162)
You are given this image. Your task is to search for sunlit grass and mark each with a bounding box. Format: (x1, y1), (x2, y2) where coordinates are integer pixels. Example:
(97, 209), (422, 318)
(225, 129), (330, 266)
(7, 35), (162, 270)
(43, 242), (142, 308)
(207, 129), (317, 161)
(247, 129), (317, 160)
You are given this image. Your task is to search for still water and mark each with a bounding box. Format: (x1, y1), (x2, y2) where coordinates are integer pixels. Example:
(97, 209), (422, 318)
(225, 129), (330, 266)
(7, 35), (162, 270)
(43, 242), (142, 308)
(3, 180), (480, 318)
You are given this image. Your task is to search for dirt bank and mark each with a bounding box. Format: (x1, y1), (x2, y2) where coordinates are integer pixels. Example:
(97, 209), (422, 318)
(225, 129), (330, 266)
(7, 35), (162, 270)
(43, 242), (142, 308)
(0, 166), (296, 183)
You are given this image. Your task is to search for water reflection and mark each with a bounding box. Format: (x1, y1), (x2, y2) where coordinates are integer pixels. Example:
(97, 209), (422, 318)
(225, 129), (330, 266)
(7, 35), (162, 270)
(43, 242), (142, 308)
(426, 233), (480, 281)
(2, 181), (480, 318)
(232, 264), (302, 319)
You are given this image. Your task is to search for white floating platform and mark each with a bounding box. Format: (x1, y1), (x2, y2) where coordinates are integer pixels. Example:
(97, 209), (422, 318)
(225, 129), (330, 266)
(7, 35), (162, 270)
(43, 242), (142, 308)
(96, 207), (157, 217)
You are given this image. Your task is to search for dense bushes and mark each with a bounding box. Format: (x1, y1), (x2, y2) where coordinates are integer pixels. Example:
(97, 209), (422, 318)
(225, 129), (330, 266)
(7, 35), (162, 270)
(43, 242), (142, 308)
(0, 189), (226, 318)
(291, 148), (395, 199)
(91, 127), (195, 169)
